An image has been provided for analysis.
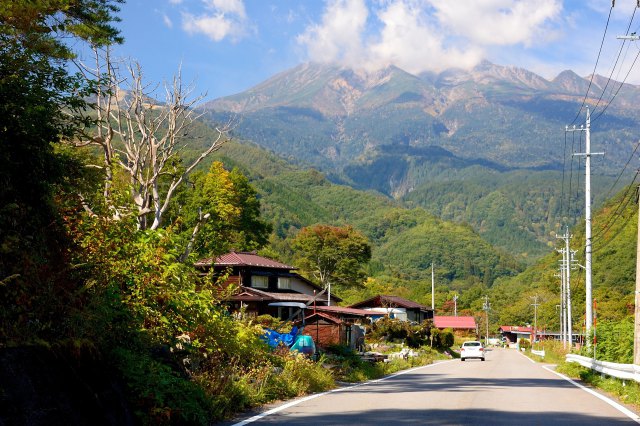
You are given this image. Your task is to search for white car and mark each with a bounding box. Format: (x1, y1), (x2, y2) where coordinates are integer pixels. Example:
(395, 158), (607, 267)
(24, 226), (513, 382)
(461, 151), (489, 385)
(460, 341), (485, 361)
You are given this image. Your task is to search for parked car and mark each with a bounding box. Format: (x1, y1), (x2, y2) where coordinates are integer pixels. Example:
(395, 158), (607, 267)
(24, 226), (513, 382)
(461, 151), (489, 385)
(460, 340), (485, 361)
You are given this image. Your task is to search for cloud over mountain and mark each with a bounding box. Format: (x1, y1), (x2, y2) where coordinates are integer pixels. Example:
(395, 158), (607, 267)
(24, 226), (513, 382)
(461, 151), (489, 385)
(297, 0), (562, 74)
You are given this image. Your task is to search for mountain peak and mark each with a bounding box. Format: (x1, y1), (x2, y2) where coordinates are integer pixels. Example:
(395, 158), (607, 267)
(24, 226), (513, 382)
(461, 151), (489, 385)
(552, 70), (590, 94)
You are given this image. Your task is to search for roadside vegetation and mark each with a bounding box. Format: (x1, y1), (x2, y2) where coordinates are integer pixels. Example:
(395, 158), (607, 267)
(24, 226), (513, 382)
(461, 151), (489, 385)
(521, 325), (640, 412)
(4, 1), (640, 425)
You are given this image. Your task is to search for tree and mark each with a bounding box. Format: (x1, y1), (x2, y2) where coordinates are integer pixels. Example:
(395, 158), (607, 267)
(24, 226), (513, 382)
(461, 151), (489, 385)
(292, 224), (371, 291)
(176, 161), (271, 259)
(74, 48), (232, 230)
(0, 1), (122, 338)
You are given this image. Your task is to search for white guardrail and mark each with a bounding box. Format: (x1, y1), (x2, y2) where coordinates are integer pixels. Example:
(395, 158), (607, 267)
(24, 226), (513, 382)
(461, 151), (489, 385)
(531, 349), (545, 358)
(566, 354), (640, 382)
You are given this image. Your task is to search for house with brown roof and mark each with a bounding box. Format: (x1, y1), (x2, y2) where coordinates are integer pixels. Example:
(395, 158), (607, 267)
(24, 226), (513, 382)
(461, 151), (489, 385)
(349, 295), (434, 323)
(433, 316), (477, 336)
(298, 305), (377, 349)
(195, 251), (340, 320)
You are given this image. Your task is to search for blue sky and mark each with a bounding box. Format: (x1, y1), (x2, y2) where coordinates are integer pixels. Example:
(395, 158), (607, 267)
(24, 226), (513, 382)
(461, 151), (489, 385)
(88, 0), (640, 100)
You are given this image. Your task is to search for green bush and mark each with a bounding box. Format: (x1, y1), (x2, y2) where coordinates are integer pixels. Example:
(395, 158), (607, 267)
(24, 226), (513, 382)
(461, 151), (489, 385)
(582, 317), (634, 363)
(518, 338), (531, 350)
(430, 328), (454, 348)
(370, 317), (411, 340)
(112, 347), (212, 425)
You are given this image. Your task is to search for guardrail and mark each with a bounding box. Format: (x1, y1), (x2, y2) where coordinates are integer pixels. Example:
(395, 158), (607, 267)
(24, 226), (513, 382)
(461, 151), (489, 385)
(531, 349), (545, 358)
(565, 354), (640, 382)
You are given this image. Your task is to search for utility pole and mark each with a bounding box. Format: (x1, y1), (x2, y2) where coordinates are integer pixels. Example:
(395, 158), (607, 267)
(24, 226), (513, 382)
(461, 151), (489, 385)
(556, 228), (574, 347)
(555, 249), (567, 348)
(554, 273), (564, 346)
(483, 295), (490, 346)
(531, 295), (540, 343)
(555, 304), (562, 342)
(431, 263), (435, 311)
(567, 107), (604, 338)
(453, 293), (458, 317)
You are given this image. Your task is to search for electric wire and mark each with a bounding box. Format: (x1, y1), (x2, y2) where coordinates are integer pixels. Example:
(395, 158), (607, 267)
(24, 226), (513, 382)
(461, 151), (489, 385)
(599, 138), (640, 205)
(561, 130), (568, 219)
(570, 4), (614, 126)
(592, 174), (638, 255)
(591, 42), (640, 123)
(591, 6), (637, 119)
(576, 131), (584, 204)
(592, 170), (639, 242)
(567, 131), (576, 218)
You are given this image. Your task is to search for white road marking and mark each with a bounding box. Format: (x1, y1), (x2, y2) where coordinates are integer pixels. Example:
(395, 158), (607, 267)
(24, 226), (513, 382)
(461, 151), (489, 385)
(231, 359), (457, 425)
(543, 365), (640, 424)
(516, 349), (537, 364)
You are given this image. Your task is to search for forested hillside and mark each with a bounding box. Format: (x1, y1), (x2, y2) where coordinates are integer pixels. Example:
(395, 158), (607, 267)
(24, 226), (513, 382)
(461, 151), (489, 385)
(487, 183), (637, 332)
(212, 140), (522, 287)
(205, 62), (635, 263)
(210, 134), (637, 329)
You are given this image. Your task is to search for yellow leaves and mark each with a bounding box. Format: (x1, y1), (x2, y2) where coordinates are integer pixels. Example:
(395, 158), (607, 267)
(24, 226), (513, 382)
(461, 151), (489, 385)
(202, 161), (241, 221)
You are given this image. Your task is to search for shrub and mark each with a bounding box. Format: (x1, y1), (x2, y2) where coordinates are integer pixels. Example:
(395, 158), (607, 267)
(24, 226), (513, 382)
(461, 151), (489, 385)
(518, 338), (531, 350)
(370, 317), (411, 340)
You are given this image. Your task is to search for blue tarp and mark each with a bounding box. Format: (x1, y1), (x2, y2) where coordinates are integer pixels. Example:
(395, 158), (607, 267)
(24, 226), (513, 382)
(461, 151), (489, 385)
(262, 327), (299, 348)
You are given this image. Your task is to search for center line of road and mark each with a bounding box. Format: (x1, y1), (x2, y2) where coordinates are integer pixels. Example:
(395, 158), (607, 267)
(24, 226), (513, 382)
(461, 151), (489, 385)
(542, 365), (640, 424)
(231, 359), (457, 426)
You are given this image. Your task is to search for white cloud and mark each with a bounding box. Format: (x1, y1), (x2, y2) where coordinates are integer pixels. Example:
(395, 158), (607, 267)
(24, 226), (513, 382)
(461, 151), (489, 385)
(181, 0), (248, 42)
(431, 0), (562, 47)
(368, 1), (483, 73)
(162, 13), (173, 29)
(297, 0), (564, 74)
(206, 0), (246, 18)
(296, 0), (369, 67)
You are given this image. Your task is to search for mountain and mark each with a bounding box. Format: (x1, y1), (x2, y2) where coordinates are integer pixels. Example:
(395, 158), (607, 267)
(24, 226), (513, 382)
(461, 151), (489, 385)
(206, 140), (523, 301)
(203, 61), (638, 260)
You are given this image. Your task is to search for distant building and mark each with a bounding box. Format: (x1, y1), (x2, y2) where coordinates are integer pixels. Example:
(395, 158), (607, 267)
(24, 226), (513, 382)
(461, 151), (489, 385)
(195, 251), (340, 320)
(433, 316), (477, 335)
(349, 295), (434, 323)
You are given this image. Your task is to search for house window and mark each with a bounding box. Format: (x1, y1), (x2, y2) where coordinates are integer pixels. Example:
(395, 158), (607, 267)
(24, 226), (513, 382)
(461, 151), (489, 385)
(251, 275), (268, 289)
(277, 277), (291, 290)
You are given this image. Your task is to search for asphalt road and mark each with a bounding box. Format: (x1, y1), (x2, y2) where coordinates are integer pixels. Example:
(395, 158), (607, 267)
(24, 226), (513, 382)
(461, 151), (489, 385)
(230, 348), (640, 425)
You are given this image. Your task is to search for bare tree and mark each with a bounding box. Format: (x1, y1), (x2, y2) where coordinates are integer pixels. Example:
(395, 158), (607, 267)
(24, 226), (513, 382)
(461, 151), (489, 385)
(75, 46), (231, 230)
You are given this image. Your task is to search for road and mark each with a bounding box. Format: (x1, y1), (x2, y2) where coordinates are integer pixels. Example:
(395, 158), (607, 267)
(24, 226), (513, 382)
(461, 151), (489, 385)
(230, 348), (640, 425)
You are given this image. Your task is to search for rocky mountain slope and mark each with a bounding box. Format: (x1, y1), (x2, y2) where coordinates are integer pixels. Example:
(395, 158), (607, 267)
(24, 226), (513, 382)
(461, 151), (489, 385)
(203, 61), (637, 260)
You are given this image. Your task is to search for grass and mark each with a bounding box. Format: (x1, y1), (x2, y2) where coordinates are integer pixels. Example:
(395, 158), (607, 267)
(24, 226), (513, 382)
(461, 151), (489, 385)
(556, 361), (640, 411)
(519, 340), (640, 412)
(321, 344), (447, 383)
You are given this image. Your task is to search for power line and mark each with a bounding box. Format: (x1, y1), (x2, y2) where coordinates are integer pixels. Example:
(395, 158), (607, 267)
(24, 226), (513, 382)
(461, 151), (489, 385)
(567, 130), (577, 217)
(570, 4), (614, 126)
(600, 138), (640, 203)
(592, 171), (639, 246)
(591, 46), (640, 123)
(591, 6), (638, 118)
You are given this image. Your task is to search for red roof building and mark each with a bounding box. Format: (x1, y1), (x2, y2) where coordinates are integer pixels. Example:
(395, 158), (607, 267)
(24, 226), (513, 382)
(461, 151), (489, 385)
(433, 316), (477, 330)
(195, 251), (296, 270)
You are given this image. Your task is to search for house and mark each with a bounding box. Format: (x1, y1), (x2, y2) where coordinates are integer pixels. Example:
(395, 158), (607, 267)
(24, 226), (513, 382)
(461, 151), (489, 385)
(195, 251), (340, 320)
(499, 325), (537, 346)
(349, 295), (434, 323)
(433, 316), (477, 336)
(298, 305), (377, 349)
